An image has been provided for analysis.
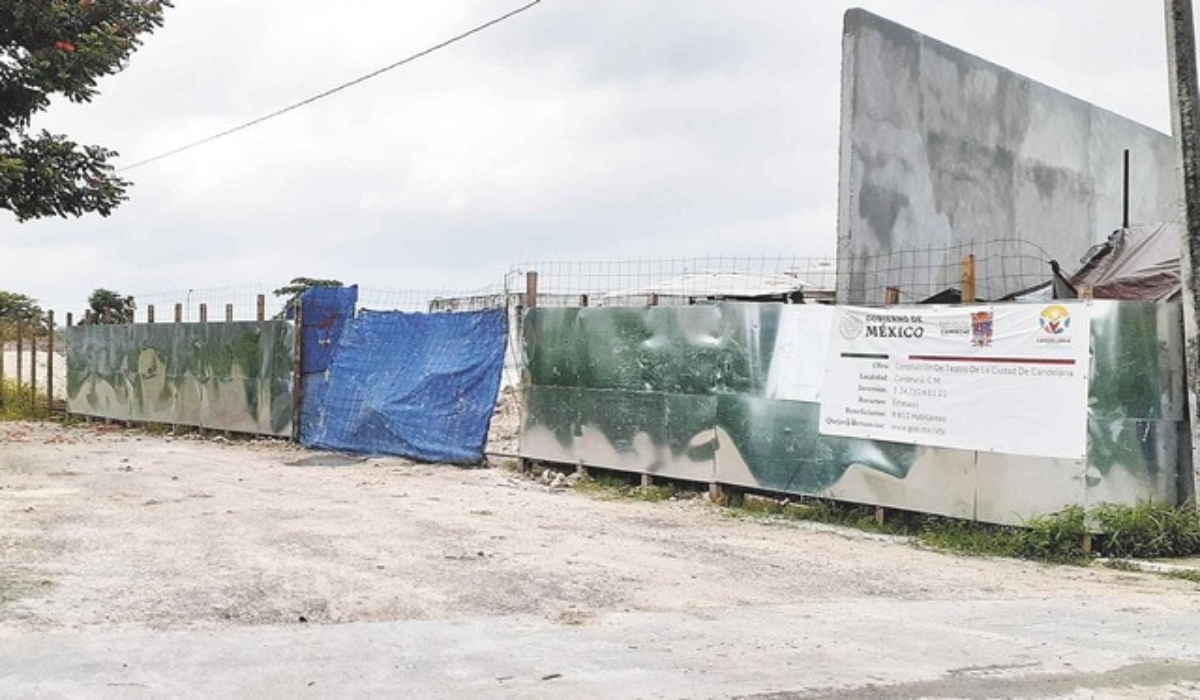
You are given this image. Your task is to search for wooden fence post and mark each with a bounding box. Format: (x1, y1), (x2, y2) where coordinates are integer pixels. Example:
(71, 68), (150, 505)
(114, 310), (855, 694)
(884, 286), (901, 305)
(524, 271), (539, 310)
(225, 304), (234, 323)
(147, 305), (155, 324)
(256, 294), (266, 322)
(46, 311), (54, 416)
(174, 303), (182, 323)
(29, 317), (37, 410)
(15, 321), (23, 403)
(960, 254), (977, 303)
(199, 303), (208, 324)
(0, 323), (6, 411)
(292, 298), (303, 441)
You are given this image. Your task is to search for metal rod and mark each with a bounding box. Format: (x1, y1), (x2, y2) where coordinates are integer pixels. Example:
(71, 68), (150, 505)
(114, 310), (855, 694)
(1123, 148), (1131, 229)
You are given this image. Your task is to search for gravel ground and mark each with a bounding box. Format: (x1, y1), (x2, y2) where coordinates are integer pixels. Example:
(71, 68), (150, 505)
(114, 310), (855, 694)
(2, 420), (1200, 697)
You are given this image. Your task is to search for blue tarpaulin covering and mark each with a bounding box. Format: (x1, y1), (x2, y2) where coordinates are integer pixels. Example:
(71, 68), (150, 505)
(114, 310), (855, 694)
(299, 286), (358, 374)
(299, 307), (506, 464)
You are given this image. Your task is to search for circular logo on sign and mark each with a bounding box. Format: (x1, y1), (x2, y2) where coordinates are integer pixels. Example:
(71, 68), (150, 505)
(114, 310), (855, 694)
(1039, 305), (1071, 335)
(839, 313), (865, 340)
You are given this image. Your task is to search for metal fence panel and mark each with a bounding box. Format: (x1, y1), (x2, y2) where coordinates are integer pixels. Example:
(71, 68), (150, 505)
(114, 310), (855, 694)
(65, 321), (295, 436)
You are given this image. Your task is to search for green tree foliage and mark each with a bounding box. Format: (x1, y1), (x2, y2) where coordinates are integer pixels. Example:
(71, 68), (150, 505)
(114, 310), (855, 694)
(273, 276), (344, 317)
(272, 277), (345, 299)
(0, 289), (42, 325)
(88, 287), (134, 324)
(1, 0), (171, 221)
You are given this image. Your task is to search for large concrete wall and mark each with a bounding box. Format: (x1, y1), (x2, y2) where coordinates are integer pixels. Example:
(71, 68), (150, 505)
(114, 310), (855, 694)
(837, 9), (1179, 303)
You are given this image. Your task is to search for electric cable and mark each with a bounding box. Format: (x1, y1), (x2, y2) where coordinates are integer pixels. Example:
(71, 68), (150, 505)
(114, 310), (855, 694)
(118, 0), (541, 172)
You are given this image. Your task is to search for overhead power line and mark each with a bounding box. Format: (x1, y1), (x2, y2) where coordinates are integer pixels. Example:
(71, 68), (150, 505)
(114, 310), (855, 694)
(118, 0), (541, 172)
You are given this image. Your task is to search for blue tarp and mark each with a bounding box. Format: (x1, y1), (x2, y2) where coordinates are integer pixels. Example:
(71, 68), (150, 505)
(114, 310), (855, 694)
(299, 307), (506, 464)
(299, 286), (358, 374)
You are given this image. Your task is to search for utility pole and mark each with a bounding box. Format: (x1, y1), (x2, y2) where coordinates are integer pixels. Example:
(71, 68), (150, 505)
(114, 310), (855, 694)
(1166, 0), (1200, 505)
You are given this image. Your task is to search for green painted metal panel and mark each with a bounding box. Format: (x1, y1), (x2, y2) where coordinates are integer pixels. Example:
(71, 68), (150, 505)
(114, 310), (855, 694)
(520, 301), (1185, 525)
(66, 321), (294, 436)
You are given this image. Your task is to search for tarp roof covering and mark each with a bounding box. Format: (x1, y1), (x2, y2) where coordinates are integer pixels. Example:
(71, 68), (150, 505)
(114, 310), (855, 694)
(1067, 224), (1181, 301)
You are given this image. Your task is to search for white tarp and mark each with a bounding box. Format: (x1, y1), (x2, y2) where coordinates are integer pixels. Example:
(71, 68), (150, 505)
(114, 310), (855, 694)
(817, 303), (1091, 460)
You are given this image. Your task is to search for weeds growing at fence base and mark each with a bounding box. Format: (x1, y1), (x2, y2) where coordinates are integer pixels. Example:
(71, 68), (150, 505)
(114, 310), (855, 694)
(573, 474), (678, 503)
(727, 495), (1200, 565)
(0, 380), (49, 421)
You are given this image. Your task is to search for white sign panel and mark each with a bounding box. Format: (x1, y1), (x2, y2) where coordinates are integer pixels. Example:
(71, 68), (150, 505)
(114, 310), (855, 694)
(818, 304), (1091, 460)
(766, 305), (835, 403)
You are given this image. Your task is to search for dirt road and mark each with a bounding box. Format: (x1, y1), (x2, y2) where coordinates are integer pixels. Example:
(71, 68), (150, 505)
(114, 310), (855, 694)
(2, 420), (1199, 698)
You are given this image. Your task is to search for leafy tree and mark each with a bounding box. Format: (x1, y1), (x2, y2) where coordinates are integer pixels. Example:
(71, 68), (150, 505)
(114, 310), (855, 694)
(1, 0), (172, 221)
(272, 277), (345, 299)
(0, 290), (42, 326)
(88, 287), (135, 324)
(273, 276), (344, 318)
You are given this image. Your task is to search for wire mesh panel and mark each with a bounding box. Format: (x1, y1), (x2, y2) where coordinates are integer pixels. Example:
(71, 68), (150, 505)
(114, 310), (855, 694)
(130, 284), (273, 323)
(511, 241), (1056, 308)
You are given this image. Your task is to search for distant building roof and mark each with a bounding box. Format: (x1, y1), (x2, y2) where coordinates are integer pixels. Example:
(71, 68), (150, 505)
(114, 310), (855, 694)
(603, 267), (833, 301)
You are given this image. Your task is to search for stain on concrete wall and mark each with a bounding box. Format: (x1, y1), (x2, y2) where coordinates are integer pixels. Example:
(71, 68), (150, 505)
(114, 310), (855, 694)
(837, 9), (1179, 302)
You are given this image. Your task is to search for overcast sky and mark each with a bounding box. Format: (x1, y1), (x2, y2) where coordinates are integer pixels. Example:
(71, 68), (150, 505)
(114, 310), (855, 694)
(0, 1), (1176, 314)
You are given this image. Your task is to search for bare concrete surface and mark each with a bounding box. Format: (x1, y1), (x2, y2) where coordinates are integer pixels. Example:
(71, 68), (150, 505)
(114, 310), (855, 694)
(2, 421), (1200, 698)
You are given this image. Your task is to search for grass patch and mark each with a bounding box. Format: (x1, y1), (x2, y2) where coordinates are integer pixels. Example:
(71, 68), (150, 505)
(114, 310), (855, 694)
(731, 495), (924, 536)
(0, 379), (49, 421)
(918, 507), (1090, 564)
(727, 497), (1200, 565)
(573, 473), (678, 502)
(538, 464), (1200, 567)
(1093, 501), (1200, 558)
(1166, 569), (1200, 584)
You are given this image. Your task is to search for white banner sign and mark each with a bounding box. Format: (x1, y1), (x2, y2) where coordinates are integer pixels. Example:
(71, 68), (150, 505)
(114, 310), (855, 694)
(818, 303), (1091, 460)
